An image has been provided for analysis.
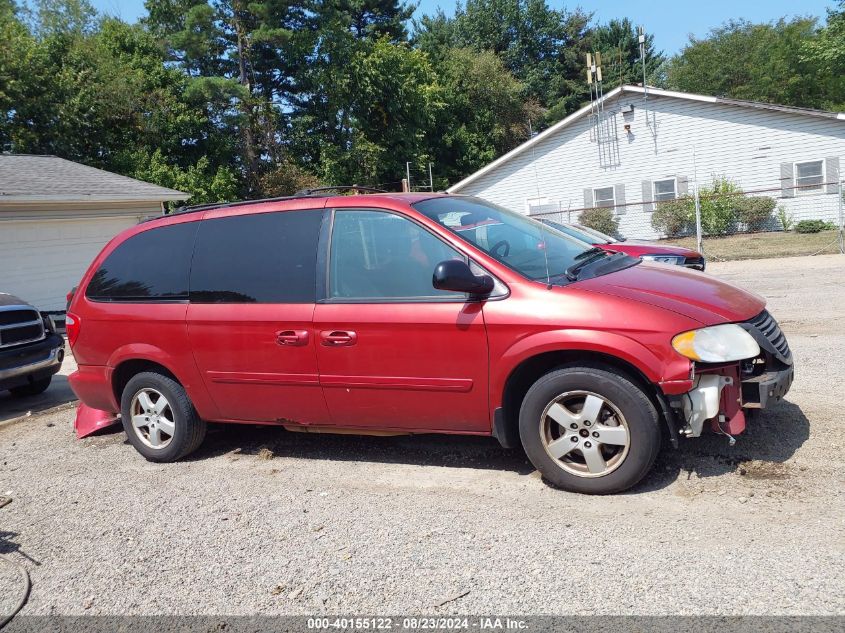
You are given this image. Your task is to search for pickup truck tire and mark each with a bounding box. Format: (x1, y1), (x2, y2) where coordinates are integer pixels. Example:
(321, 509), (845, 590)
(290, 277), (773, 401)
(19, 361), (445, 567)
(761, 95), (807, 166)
(8, 377), (52, 397)
(519, 365), (661, 494)
(120, 372), (206, 462)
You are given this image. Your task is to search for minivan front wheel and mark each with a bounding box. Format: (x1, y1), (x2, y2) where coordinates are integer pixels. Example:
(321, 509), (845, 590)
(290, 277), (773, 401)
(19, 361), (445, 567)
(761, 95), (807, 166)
(120, 372), (206, 462)
(519, 366), (661, 494)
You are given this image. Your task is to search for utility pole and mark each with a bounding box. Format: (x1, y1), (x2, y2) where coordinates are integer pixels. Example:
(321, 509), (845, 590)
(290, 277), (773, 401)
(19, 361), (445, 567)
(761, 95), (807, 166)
(406, 162), (412, 193)
(838, 179), (844, 254)
(428, 163), (434, 191)
(693, 145), (703, 254)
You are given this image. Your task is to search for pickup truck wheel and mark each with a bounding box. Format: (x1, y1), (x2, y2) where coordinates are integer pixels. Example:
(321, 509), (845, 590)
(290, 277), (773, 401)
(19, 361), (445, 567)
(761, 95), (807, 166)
(120, 372), (206, 463)
(8, 377), (52, 397)
(519, 366), (661, 494)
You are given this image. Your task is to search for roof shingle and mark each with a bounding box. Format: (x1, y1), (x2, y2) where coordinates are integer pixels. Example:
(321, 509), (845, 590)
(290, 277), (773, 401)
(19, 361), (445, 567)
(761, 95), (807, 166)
(0, 155), (190, 202)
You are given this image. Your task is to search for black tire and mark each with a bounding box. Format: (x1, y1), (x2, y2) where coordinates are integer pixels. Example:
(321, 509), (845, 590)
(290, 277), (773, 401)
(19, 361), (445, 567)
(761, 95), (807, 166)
(120, 372), (206, 462)
(519, 365), (661, 494)
(9, 377), (52, 398)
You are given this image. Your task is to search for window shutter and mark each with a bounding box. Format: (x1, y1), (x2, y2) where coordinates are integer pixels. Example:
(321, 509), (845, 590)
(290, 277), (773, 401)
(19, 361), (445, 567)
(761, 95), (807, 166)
(677, 176), (689, 197)
(641, 180), (653, 212)
(614, 183), (626, 214)
(583, 188), (593, 208)
(780, 163), (794, 198)
(825, 157), (840, 194)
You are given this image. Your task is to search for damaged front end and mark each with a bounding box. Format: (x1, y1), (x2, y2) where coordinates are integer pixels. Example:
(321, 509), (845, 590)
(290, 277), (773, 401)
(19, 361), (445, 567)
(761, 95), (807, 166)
(669, 309), (794, 444)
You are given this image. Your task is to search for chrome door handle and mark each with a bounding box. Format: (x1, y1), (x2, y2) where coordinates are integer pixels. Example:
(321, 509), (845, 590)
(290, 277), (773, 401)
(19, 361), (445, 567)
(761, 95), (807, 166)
(276, 330), (309, 346)
(320, 330), (357, 346)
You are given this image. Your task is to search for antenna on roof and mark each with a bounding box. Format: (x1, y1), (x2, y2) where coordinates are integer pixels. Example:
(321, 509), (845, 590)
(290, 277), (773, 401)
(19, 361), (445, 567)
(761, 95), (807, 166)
(638, 25), (657, 134)
(586, 49), (617, 166)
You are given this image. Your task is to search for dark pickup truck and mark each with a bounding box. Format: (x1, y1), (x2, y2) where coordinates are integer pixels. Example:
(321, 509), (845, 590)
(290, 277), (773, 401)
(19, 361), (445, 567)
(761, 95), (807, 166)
(0, 293), (65, 397)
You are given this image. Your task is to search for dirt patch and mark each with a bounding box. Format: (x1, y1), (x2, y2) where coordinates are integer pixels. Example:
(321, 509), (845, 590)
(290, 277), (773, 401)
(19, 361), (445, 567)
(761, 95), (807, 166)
(737, 460), (792, 480)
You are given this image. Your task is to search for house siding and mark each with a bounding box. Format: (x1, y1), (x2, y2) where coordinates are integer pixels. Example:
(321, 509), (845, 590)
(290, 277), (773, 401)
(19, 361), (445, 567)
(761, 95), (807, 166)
(453, 91), (845, 239)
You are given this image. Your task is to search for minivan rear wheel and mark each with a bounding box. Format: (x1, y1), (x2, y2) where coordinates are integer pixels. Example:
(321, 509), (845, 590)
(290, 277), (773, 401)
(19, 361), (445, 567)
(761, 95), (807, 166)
(120, 372), (206, 462)
(519, 365), (661, 494)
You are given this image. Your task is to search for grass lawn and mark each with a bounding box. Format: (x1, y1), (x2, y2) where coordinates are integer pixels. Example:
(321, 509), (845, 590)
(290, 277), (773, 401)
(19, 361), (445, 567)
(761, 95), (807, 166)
(665, 230), (842, 261)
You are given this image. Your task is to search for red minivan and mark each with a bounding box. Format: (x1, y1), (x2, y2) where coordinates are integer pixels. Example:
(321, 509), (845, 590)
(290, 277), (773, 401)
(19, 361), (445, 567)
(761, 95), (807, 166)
(66, 192), (793, 494)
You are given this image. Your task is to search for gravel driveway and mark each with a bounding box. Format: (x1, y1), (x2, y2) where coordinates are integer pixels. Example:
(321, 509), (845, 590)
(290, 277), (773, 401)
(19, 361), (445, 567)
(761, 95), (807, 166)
(1, 255), (843, 619)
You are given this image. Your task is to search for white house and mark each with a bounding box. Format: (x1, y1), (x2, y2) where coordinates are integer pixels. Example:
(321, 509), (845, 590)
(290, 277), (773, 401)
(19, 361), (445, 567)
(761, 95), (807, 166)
(0, 155), (189, 312)
(447, 85), (845, 239)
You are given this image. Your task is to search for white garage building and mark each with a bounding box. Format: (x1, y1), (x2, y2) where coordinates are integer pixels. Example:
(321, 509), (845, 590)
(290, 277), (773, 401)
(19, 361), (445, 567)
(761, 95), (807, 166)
(447, 85), (845, 239)
(0, 155), (188, 312)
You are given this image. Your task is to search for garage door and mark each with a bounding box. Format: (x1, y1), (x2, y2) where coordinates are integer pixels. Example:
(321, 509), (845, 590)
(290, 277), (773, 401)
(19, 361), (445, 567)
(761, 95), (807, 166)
(0, 216), (141, 311)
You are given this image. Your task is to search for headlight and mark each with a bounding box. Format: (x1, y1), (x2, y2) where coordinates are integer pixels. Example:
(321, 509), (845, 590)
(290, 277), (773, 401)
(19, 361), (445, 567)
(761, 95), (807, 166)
(672, 324), (760, 362)
(641, 254), (685, 266)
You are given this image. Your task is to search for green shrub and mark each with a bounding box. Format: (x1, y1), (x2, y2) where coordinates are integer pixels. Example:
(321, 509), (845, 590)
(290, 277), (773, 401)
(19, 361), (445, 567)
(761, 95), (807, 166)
(698, 176), (742, 236)
(795, 219), (837, 233)
(651, 196), (694, 236)
(776, 206), (794, 231)
(736, 196), (776, 231)
(579, 207), (619, 236)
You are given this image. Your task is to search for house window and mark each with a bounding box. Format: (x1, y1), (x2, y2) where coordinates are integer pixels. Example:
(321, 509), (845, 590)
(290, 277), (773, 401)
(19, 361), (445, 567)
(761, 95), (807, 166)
(593, 186), (615, 208)
(653, 178), (677, 202)
(794, 160), (824, 194)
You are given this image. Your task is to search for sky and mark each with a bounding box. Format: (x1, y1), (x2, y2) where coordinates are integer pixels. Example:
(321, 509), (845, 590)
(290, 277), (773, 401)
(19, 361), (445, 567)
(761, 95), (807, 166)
(89, 0), (836, 55)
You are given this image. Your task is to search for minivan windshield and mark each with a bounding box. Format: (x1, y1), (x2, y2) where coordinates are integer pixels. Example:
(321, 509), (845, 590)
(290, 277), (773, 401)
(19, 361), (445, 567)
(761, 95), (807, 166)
(414, 196), (636, 283)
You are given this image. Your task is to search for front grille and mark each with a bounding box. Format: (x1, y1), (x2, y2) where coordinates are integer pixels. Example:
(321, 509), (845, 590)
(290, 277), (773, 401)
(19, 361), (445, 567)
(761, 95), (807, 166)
(0, 307), (45, 349)
(747, 309), (791, 361)
(0, 309), (37, 326)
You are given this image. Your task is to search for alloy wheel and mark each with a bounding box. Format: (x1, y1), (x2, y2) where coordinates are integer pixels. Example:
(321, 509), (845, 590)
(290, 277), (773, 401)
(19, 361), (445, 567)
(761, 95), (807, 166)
(539, 390), (630, 478)
(129, 388), (175, 450)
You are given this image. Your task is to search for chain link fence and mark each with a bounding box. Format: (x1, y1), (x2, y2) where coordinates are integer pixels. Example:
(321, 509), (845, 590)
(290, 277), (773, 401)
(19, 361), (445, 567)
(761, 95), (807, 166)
(529, 177), (845, 261)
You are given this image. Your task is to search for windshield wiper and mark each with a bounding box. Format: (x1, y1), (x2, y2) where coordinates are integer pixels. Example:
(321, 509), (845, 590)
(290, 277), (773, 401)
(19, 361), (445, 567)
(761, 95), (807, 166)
(564, 247), (609, 281)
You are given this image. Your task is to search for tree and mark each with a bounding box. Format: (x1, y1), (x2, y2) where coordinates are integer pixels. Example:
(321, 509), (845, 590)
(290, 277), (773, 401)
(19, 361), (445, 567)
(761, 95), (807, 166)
(288, 0), (425, 186)
(25, 0), (96, 37)
(590, 18), (664, 90)
(0, 2), (241, 202)
(293, 38), (438, 186)
(802, 1), (845, 109)
(665, 18), (829, 109)
(428, 47), (540, 186)
(416, 0), (592, 124)
(143, 0), (315, 193)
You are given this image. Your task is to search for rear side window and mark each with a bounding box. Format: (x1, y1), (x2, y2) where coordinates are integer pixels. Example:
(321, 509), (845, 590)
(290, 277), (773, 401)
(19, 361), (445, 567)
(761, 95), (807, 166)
(85, 222), (197, 302)
(190, 209), (322, 303)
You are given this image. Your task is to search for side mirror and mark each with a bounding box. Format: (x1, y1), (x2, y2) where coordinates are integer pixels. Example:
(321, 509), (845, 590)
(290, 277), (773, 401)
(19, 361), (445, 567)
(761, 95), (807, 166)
(432, 260), (494, 295)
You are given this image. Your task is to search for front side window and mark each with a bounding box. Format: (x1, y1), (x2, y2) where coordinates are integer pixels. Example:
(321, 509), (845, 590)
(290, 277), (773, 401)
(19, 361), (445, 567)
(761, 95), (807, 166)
(653, 178), (677, 202)
(795, 160), (824, 193)
(329, 210), (463, 300)
(415, 197), (618, 283)
(190, 209), (322, 303)
(593, 187), (615, 208)
(86, 222), (197, 302)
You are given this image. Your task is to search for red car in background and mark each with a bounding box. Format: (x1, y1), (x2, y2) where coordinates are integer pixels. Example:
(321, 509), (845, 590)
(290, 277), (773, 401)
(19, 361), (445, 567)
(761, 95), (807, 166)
(539, 219), (706, 271)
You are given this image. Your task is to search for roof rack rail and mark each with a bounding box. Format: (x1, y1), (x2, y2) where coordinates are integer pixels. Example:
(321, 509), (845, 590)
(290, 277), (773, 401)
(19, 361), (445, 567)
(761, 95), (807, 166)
(294, 185), (386, 196)
(158, 186), (388, 221)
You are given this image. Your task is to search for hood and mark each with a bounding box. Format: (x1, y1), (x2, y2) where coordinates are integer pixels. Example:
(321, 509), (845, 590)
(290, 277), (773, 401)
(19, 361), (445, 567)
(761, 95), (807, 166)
(606, 241), (701, 257)
(0, 292), (31, 308)
(577, 261), (764, 325)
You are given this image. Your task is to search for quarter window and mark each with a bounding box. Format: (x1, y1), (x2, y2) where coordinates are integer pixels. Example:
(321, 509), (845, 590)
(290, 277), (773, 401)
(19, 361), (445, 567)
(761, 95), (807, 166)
(329, 210), (462, 300)
(85, 222), (197, 302)
(653, 178), (677, 202)
(794, 160), (824, 193)
(592, 187), (615, 208)
(190, 209), (322, 303)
